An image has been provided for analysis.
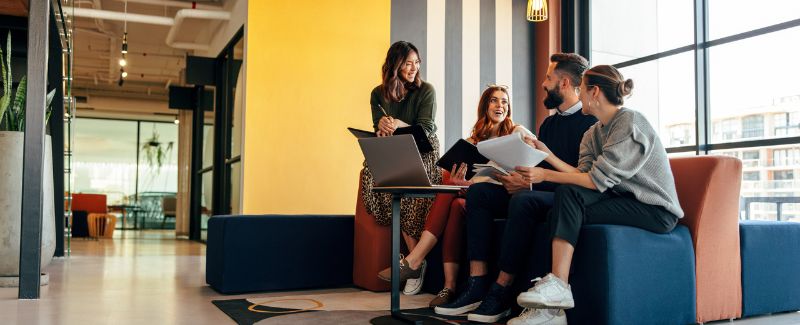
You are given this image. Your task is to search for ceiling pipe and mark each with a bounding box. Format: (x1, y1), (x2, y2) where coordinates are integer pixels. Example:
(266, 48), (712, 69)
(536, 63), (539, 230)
(113, 0), (223, 10)
(70, 7), (175, 26)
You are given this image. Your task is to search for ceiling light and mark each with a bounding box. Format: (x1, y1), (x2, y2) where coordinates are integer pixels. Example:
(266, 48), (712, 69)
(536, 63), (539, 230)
(121, 70), (128, 78)
(527, 0), (548, 22)
(119, 56), (127, 67)
(173, 117), (180, 125)
(121, 1), (129, 53)
(121, 32), (128, 54)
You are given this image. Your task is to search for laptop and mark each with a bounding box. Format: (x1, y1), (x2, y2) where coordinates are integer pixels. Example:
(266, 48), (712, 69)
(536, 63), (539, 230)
(358, 134), (466, 190)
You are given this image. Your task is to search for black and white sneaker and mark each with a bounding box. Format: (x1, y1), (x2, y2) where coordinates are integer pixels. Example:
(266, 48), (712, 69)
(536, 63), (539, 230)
(434, 275), (489, 316)
(467, 282), (513, 323)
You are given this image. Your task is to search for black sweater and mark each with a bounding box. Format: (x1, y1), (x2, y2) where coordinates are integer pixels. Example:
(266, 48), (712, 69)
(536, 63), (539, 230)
(533, 109), (598, 191)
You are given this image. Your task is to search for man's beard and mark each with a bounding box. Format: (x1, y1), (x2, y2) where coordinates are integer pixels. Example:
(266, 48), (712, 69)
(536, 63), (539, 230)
(543, 85), (564, 110)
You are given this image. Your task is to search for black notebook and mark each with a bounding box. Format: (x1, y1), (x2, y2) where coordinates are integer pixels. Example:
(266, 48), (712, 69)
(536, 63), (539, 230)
(347, 125), (434, 153)
(436, 139), (489, 179)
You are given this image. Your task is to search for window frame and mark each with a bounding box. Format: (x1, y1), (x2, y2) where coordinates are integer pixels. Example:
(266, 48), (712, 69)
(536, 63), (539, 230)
(580, 0), (800, 155)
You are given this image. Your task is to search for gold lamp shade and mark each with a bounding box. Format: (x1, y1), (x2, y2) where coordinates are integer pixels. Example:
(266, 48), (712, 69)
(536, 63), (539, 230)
(527, 0), (548, 22)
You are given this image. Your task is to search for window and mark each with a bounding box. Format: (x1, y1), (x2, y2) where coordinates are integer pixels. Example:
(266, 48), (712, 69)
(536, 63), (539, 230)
(773, 112), (800, 137)
(73, 119), (138, 205)
(741, 116), (764, 139)
(713, 119), (740, 141)
(743, 171), (760, 181)
(589, 0), (800, 223)
(742, 150), (760, 168)
(773, 148), (800, 167)
(74, 118), (179, 229)
(708, 0), (800, 39)
(774, 170), (794, 181)
(591, 0), (693, 66)
(616, 52), (696, 147)
(709, 26), (800, 143)
(742, 151), (759, 160)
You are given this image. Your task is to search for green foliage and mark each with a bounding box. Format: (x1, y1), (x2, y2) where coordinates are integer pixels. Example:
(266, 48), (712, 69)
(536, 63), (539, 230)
(0, 31), (56, 132)
(141, 129), (175, 171)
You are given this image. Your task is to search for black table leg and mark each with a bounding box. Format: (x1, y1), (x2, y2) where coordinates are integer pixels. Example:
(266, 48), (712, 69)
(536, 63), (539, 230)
(390, 194), (423, 324)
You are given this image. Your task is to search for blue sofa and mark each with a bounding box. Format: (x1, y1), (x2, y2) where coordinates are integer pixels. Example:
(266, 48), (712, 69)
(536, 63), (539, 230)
(740, 220), (800, 317)
(422, 220), (696, 325)
(206, 215), (354, 294)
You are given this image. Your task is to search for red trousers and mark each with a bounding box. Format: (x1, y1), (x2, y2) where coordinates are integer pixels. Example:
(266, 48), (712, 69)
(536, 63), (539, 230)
(423, 193), (466, 263)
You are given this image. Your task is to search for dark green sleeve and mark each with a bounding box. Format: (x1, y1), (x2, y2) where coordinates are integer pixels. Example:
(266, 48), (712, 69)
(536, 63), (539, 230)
(370, 87), (383, 132)
(415, 85), (437, 135)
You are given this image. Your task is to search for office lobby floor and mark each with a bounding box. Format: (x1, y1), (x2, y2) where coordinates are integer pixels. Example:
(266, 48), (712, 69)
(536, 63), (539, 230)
(0, 230), (798, 325)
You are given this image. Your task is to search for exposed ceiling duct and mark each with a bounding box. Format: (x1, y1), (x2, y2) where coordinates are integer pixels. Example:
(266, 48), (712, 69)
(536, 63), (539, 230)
(68, 6), (230, 50)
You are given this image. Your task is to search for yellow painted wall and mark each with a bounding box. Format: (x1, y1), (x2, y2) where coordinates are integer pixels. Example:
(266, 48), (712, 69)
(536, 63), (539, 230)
(243, 0), (390, 214)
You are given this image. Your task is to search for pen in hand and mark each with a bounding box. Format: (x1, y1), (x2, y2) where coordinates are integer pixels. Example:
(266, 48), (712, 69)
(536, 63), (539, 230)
(377, 104), (390, 117)
(377, 104), (395, 136)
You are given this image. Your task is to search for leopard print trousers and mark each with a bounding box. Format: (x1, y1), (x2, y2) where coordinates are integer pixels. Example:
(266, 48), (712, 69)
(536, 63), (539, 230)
(359, 133), (442, 239)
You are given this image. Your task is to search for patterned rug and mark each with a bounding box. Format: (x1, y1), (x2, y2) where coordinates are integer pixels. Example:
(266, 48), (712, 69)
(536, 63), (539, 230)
(212, 291), (510, 324)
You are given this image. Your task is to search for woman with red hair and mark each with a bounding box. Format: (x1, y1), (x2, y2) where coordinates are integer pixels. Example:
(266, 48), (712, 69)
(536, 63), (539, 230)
(378, 85), (533, 307)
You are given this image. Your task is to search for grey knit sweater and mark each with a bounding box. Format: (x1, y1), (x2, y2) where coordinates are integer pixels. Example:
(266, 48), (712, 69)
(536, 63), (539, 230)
(577, 107), (684, 218)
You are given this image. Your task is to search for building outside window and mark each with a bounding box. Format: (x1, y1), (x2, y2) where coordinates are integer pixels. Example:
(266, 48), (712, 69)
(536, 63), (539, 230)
(773, 148), (800, 167)
(742, 115), (764, 139)
(743, 171), (760, 181)
(591, 0), (800, 222)
(742, 150), (760, 168)
(773, 111), (800, 137)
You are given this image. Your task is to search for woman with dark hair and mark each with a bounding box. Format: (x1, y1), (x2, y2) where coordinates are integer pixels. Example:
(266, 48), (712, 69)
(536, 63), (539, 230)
(360, 40), (441, 294)
(376, 85), (533, 306)
(505, 65), (683, 324)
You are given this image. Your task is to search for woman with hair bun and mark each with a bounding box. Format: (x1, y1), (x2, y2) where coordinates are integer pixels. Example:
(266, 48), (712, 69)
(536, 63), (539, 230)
(504, 65), (684, 324)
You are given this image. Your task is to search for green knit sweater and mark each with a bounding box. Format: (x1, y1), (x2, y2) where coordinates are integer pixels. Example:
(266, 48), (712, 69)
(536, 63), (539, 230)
(369, 82), (437, 135)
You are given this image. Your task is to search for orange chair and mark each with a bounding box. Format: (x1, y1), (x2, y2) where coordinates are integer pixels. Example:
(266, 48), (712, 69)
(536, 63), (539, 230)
(353, 171), (453, 291)
(71, 193), (109, 214)
(671, 156), (743, 323)
(71, 193), (117, 239)
(88, 213), (117, 238)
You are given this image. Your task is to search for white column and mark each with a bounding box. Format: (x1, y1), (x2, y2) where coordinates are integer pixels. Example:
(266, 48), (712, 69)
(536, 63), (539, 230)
(427, 0), (447, 144)
(462, 0), (481, 138)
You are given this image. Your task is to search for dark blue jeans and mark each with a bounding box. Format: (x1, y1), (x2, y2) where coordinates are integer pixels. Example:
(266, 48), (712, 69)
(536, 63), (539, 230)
(465, 182), (554, 275)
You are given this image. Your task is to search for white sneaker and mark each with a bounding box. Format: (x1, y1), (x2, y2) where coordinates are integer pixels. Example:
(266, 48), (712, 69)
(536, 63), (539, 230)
(507, 308), (567, 325)
(517, 273), (574, 309)
(402, 260), (426, 295)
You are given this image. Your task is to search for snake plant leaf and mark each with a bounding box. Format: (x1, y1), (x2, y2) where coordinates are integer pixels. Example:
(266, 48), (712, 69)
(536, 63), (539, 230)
(12, 75), (26, 112)
(9, 75), (25, 131)
(46, 88), (56, 107)
(0, 32), (8, 126)
(4, 31), (10, 98)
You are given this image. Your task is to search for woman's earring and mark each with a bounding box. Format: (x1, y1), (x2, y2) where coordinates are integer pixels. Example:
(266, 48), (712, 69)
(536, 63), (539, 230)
(594, 101), (599, 107)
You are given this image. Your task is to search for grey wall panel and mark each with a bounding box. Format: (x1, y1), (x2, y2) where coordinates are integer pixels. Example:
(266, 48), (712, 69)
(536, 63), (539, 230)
(512, 0), (535, 129)
(480, 0), (496, 91)
(391, 0), (428, 80)
(444, 0), (463, 149)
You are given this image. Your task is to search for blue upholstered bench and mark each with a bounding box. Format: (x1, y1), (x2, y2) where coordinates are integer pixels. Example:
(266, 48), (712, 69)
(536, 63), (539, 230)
(206, 215), (354, 294)
(740, 220), (800, 317)
(423, 221), (696, 325)
(567, 224), (696, 325)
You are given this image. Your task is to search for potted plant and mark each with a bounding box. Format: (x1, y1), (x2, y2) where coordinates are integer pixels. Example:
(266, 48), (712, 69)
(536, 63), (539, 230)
(0, 31), (57, 286)
(141, 128), (175, 172)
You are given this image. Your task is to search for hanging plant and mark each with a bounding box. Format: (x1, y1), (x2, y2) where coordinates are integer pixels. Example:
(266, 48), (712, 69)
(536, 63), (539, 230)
(141, 129), (174, 171)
